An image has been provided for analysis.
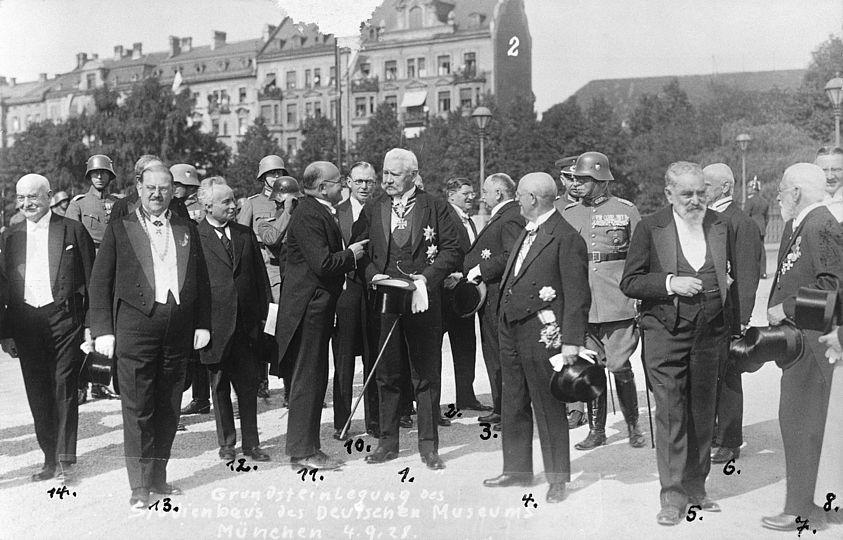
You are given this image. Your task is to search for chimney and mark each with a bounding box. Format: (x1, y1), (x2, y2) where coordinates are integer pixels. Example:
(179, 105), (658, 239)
(10, 77), (16, 87)
(91, 53), (98, 61)
(132, 42), (142, 59)
(76, 52), (88, 69)
(262, 24), (276, 42)
(212, 30), (226, 50)
(114, 45), (124, 60)
(168, 36), (181, 57)
(0, 76), (7, 86)
(39, 73), (47, 83)
(180, 37), (192, 53)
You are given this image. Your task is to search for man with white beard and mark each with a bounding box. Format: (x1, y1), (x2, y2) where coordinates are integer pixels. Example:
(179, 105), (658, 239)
(621, 162), (740, 526)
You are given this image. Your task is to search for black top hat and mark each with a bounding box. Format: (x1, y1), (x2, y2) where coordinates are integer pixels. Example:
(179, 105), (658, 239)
(372, 278), (417, 315)
(730, 321), (805, 373)
(794, 287), (839, 333)
(549, 356), (606, 403)
(83, 351), (116, 391)
(449, 279), (487, 318)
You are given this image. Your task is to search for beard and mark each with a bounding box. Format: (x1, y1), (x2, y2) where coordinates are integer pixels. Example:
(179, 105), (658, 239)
(781, 200), (796, 222)
(675, 204), (705, 226)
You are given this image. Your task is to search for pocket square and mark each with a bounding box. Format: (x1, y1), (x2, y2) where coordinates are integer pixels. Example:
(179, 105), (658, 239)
(65, 244), (74, 251)
(181, 233), (189, 247)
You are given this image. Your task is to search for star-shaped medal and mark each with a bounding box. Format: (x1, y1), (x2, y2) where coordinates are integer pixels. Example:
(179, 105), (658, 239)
(481, 248), (491, 260)
(423, 225), (436, 242)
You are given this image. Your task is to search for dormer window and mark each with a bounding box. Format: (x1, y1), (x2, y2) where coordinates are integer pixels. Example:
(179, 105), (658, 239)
(409, 6), (422, 29)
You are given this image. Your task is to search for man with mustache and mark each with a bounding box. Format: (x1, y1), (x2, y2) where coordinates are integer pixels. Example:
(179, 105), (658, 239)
(815, 145), (843, 202)
(621, 161), (739, 526)
(195, 177), (271, 463)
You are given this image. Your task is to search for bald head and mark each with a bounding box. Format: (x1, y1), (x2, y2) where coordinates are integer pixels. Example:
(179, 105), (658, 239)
(516, 172), (558, 221)
(302, 161), (343, 204)
(16, 174), (53, 222)
(778, 163), (829, 221)
(703, 163), (735, 203)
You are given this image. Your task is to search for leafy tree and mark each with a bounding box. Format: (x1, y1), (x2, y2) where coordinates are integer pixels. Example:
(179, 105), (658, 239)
(297, 115), (340, 171)
(794, 34), (843, 143)
(226, 117), (285, 198)
(354, 103), (405, 171)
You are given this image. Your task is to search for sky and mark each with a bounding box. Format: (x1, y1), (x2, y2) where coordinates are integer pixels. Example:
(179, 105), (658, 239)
(0, 0), (841, 114)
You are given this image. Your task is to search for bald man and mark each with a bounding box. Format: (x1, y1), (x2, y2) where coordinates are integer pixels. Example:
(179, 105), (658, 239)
(762, 163), (843, 532)
(0, 174), (96, 482)
(484, 172), (590, 504)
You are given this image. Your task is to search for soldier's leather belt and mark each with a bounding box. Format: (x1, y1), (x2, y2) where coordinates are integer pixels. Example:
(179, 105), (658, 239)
(588, 251), (626, 263)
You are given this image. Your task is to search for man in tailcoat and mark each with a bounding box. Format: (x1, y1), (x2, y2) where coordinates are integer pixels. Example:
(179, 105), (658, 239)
(195, 177), (271, 463)
(620, 161), (740, 526)
(359, 148), (462, 470)
(463, 173), (525, 430)
(761, 163), (843, 532)
(483, 172), (590, 504)
(273, 161), (368, 470)
(89, 164), (211, 508)
(0, 174), (96, 482)
(743, 178), (769, 278)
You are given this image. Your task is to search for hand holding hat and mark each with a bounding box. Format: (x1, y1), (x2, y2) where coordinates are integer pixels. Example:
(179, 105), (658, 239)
(819, 326), (842, 364)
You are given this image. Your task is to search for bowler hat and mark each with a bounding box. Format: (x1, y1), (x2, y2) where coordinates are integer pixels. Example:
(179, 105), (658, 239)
(449, 279), (487, 318)
(549, 344), (606, 403)
(730, 321), (805, 373)
(794, 287), (839, 333)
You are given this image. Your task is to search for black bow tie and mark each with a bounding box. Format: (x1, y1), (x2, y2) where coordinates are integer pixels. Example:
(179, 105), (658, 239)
(152, 220), (163, 228)
(212, 225), (228, 234)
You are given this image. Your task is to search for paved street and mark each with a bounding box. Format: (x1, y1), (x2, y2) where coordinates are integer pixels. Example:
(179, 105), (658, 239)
(0, 247), (839, 539)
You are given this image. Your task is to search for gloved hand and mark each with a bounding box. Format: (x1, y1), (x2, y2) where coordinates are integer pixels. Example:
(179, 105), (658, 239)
(194, 329), (210, 350)
(95, 335), (115, 358)
(410, 275), (429, 314)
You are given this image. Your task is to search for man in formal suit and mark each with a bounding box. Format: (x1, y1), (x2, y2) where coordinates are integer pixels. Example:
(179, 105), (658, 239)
(110, 155), (189, 221)
(89, 164), (211, 508)
(815, 145), (843, 201)
(442, 177), (491, 415)
(359, 148), (462, 471)
(274, 161), (369, 470)
(761, 163), (843, 532)
(0, 174), (96, 482)
(621, 161), (739, 525)
(331, 161), (379, 440)
(703, 163), (762, 465)
(196, 177), (272, 463)
(463, 173), (525, 430)
(483, 172), (589, 503)
(743, 179), (769, 279)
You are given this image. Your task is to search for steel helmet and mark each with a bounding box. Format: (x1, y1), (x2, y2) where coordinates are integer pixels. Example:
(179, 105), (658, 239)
(86, 154), (115, 178)
(269, 176), (301, 203)
(257, 155), (288, 180)
(50, 191), (70, 207)
(572, 151), (614, 182)
(170, 163), (200, 187)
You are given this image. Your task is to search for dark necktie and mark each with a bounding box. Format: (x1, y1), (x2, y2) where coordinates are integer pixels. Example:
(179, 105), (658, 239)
(213, 225), (233, 261)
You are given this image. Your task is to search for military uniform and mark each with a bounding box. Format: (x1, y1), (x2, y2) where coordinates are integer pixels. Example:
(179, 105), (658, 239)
(238, 186), (281, 301)
(183, 193), (204, 223)
(562, 193), (645, 448)
(65, 186), (118, 246)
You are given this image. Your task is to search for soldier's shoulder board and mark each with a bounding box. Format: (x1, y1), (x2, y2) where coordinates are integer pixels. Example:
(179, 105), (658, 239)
(247, 193), (261, 200)
(616, 197), (634, 207)
(71, 194), (86, 201)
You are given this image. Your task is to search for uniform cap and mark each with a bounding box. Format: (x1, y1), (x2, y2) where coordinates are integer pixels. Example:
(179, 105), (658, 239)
(257, 155), (288, 180)
(86, 154), (115, 178)
(573, 151), (614, 182)
(555, 155), (579, 178)
(170, 164), (200, 187)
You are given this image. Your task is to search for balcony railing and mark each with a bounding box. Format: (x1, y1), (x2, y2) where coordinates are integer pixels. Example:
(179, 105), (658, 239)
(352, 76), (379, 93)
(452, 68), (486, 84)
(402, 108), (427, 127)
(258, 87), (283, 100)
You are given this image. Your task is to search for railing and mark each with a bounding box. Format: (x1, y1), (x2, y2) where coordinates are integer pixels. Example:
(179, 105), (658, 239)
(402, 109), (427, 127)
(452, 68), (485, 84)
(351, 76), (379, 93)
(258, 87), (283, 100)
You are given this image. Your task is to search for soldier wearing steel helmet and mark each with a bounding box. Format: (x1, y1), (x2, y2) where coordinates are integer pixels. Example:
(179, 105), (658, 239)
(49, 191), (71, 216)
(171, 163), (203, 223)
(561, 151), (646, 450)
(66, 154), (120, 248)
(238, 155), (289, 400)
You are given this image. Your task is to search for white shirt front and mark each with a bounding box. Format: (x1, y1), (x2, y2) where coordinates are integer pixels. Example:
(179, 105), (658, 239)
(205, 215), (231, 240)
(513, 208), (555, 276)
(350, 196), (364, 222)
(451, 204), (476, 244)
(138, 209), (180, 305)
(672, 210), (706, 271)
(24, 210), (55, 308)
(390, 186), (417, 233)
(709, 196), (732, 213)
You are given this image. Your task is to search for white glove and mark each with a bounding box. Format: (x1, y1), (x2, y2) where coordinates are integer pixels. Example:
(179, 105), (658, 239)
(466, 265), (482, 283)
(372, 274), (390, 283)
(410, 275), (429, 314)
(548, 353), (566, 372)
(194, 329), (210, 350)
(95, 335), (115, 359)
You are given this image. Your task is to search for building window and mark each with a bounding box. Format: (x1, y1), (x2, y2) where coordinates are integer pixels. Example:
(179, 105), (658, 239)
(370, 96), (376, 114)
(438, 91), (451, 112)
(261, 105), (272, 122)
(274, 104), (280, 125)
(238, 117), (247, 135)
(314, 101), (322, 117)
(360, 63), (371, 77)
(25, 115), (31, 127)
(305, 102), (313, 118)
(384, 60), (397, 81)
(286, 70), (296, 89)
(286, 104), (297, 125)
(417, 58), (426, 77)
(223, 121), (228, 136)
(329, 66), (336, 86)
(86, 73), (96, 88)
(330, 100), (337, 120)
(463, 52), (476, 75)
(407, 58), (416, 79)
(305, 69), (312, 88)
(385, 95), (397, 112)
(286, 137), (297, 156)
(355, 97), (367, 118)
(192, 92), (200, 104)
(12, 117), (19, 131)
(409, 6), (423, 29)
(437, 55), (451, 76)
(460, 88), (472, 108)
(239, 87), (247, 103)
(314, 68), (321, 88)
(212, 119), (220, 135)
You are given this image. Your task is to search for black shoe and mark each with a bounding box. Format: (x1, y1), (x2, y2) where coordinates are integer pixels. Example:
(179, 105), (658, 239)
(438, 417), (451, 427)
(567, 410), (586, 429)
(575, 430), (606, 450)
(711, 446), (739, 464)
(243, 447), (271, 462)
(366, 427), (381, 438)
(458, 400), (493, 412)
(478, 412), (501, 423)
(293, 451), (343, 470)
(546, 483), (566, 503)
(483, 473), (532, 487)
(657, 506), (682, 526)
(150, 483), (183, 496)
(55, 462), (74, 484)
(627, 422), (647, 448)
(689, 497), (721, 512)
(176, 423), (187, 432)
(365, 447), (398, 464)
(219, 447), (236, 461)
(77, 389), (88, 405)
(761, 512), (826, 532)
(91, 384), (119, 400)
(257, 380), (270, 399)
(31, 463), (57, 482)
(180, 399), (210, 415)
(399, 415), (413, 428)
(420, 452), (445, 470)
(130, 488), (150, 509)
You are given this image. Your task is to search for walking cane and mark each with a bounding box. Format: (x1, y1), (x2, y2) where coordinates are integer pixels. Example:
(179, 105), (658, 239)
(638, 324), (656, 449)
(607, 371), (616, 415)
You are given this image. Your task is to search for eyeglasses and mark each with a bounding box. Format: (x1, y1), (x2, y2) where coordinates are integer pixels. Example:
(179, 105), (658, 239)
(777, 186), (797, 195)
(351, 178), (376, 186)
(143, 185), (171, 194)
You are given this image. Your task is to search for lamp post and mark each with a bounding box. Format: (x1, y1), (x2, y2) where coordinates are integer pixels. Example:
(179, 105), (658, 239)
(471, 106), (492, 220)
(824, 75), (843, 147)
(736, 133), (752, 208)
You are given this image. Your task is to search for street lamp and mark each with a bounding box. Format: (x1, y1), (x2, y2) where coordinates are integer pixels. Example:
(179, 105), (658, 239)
(736, 133), (752, 208)
(471, 106), (492, 219)
(824, 75), (843, 147)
